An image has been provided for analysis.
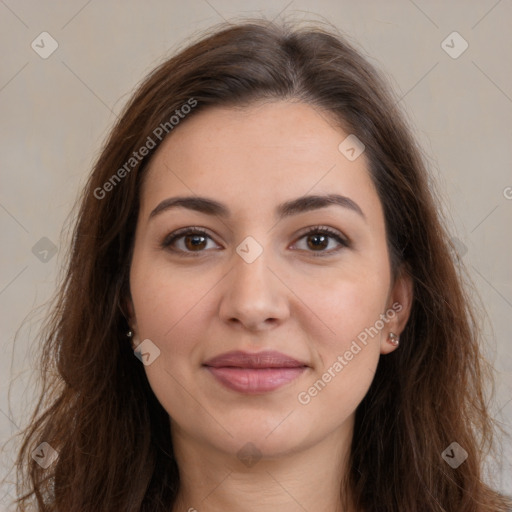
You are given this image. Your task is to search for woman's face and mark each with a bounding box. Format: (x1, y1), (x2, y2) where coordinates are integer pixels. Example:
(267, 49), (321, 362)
(128, 100), (412, 460)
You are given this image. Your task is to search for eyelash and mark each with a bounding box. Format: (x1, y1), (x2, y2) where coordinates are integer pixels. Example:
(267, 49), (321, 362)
(161, 225), (350, 258)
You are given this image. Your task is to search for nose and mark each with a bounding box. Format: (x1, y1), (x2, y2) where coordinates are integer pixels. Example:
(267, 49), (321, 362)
(218, 246), (290, 332)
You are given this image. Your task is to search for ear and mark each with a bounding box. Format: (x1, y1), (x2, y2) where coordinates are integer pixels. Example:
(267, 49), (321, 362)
(122, 295), (138, 349)
(380, 267), (413, 355)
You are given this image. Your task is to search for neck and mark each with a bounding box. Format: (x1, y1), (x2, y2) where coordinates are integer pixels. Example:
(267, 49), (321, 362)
(170, 418), (356, 512)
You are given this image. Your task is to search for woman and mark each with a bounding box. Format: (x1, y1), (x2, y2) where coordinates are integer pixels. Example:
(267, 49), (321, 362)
(11, 18), (512, 511)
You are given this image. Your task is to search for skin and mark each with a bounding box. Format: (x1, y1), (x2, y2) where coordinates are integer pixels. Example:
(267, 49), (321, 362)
(127, 100), (413, 512)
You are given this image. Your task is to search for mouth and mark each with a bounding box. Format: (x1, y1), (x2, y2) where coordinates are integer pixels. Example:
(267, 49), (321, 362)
(203, 350), (309, 394)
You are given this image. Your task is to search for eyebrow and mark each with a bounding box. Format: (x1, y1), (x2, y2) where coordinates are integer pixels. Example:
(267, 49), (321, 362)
(149, 193), (366, 222)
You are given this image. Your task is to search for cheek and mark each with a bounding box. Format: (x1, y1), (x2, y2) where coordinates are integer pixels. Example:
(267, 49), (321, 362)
(294, 273), (387, 420)
(129, 253), (231, 393)
(129, 248), (390, 443)
(129, 260), (214, 420)
(130, 262), (209, 348)
(131, 249), (391, 357)
(293, 264), (390, 347)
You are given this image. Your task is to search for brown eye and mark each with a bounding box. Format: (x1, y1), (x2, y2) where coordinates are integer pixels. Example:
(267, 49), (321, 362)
(293, 226), (350, 256)
(161, 228), (219, 255)
(306, 233), (329, 251)
(183, 234), (207, 251)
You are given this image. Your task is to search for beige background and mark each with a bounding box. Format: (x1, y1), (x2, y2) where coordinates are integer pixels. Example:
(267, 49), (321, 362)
(1, 0), (511, 505)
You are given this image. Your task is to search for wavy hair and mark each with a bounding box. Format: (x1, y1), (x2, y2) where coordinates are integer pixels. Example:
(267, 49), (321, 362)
(8, 17), (512, 511)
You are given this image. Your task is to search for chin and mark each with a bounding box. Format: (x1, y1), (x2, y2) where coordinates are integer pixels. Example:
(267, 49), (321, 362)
(202, 415), (313, 459)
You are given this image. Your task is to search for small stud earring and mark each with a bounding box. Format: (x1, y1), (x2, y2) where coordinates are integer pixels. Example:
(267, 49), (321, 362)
(127, 330), (133, 338)
(388, 332), (400, 347)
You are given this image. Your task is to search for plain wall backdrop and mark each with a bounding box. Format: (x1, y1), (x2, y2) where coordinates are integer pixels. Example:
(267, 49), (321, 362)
(1, 0), (511, 506)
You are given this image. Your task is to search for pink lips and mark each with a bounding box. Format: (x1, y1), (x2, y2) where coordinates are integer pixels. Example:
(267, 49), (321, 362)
(203, 350), (308, 394)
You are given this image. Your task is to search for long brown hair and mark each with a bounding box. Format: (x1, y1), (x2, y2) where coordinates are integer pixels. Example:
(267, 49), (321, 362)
(7, 18), (512, 511)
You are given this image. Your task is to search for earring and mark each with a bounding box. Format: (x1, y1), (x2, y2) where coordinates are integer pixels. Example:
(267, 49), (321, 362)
(388, 332), (400, 347)
(127, 330), (133, 338)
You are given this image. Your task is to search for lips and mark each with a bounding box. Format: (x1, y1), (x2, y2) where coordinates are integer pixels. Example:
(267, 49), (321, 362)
(203, 350), (308, 369)
(203, 350), (308, 394)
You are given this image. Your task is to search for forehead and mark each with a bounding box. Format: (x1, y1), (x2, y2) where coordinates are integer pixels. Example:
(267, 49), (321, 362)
(140, 101), (380, 220)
